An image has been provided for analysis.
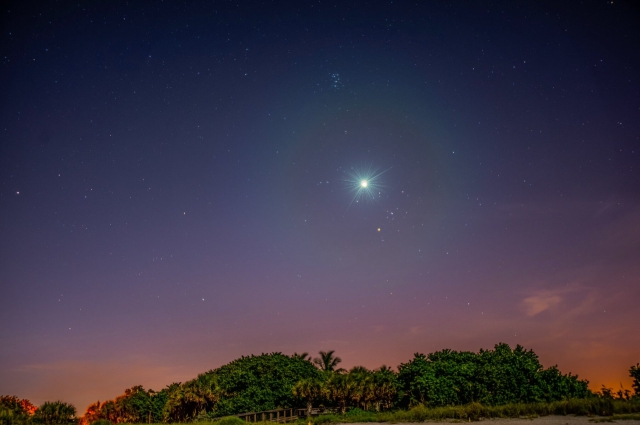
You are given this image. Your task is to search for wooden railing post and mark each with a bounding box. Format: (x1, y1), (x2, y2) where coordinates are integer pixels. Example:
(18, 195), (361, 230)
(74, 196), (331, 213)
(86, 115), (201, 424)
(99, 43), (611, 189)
(228, 407), (307, 424)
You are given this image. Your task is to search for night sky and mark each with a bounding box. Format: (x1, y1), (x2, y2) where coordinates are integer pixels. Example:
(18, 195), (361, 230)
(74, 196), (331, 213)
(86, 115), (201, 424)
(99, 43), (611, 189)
(1, 1), (639, 410)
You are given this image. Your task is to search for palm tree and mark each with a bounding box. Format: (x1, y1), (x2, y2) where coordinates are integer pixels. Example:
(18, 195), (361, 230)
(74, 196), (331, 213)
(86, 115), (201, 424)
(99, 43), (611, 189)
(162, 383), (186, 423)
(173, 373), (221, 421)
(313, 350), (343, 372)
(325, 374), (355, 413)
(292, 352), (310, 361)
(347, 367), (372, 409)
(292, 378), (325, 416)
(193, 373), (222, 412)
(181, 381), (204, 419)
(372, 366), (397, 411)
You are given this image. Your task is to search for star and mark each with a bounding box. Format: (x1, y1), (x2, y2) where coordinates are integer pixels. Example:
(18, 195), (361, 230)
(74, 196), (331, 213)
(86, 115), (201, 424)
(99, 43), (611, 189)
(344, 165), (390, 207)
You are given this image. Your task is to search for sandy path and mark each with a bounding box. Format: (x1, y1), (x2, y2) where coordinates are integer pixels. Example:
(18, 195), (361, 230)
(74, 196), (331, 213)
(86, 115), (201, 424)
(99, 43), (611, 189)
(337, 417), (640, 425)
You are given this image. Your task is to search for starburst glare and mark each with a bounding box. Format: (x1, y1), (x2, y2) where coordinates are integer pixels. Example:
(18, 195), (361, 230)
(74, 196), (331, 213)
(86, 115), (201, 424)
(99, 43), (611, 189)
(345, 165), (389, 207)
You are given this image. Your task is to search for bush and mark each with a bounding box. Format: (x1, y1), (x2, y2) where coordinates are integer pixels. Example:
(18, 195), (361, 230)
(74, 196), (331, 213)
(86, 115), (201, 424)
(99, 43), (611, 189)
(33, 401), (76, 425)
(0, 397), (36, 419)
(397, 343), (591, 407)
(210, 353), (321, 417)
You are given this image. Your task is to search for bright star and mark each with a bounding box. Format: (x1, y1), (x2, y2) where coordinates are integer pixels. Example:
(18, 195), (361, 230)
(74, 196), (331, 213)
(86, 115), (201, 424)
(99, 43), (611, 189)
(344, 165), (390, 207)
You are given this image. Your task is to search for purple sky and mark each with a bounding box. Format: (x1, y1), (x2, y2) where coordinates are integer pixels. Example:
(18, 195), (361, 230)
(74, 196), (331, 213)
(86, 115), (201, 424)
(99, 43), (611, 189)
(1, 1), (639, 410)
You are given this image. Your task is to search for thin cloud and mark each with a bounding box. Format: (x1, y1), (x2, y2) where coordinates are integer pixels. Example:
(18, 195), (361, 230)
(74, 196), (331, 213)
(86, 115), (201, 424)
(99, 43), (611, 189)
(523, 292), (562, 316)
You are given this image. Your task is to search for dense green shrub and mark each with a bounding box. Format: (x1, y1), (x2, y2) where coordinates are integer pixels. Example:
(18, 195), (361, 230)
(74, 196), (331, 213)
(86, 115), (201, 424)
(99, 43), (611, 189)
(209, 353), (322, 417)
(397, 343), (590, 407)
(32, 401), (76, 425)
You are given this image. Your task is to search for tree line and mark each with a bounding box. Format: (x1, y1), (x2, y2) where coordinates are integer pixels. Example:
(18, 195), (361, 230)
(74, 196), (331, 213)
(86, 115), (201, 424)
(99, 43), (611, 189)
(1, 344), (639, 425)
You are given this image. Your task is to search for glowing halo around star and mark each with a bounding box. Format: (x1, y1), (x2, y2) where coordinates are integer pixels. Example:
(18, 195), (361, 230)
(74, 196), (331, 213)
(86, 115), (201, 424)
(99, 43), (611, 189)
(344, 165), (390, 207)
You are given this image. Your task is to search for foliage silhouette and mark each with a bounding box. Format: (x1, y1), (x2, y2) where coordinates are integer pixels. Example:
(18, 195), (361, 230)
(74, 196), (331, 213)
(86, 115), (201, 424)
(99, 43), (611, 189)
(313, 351), (343, 373)
(208, 352), (321, 417)
(630, 364), (640, 396)
(292, 378), (325, 416)
(397, 343), (590, 407)
(0, 345), (629, 424)
(292, 353), (310, 361)
(32, 402), (76, 425)
(0, 398), (36, 417)
(82, 386), (166, 424)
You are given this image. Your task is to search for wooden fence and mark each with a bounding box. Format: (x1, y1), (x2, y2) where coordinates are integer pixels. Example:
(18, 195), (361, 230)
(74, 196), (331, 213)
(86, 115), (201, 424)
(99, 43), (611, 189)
(236, 408), (300, 423)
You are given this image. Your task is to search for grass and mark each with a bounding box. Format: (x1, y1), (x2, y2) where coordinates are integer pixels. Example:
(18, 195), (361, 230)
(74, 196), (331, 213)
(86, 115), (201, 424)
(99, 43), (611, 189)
(294, 397), (640, 425)
(299, 398), (640, 424)
(148, 399), (640, 425)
